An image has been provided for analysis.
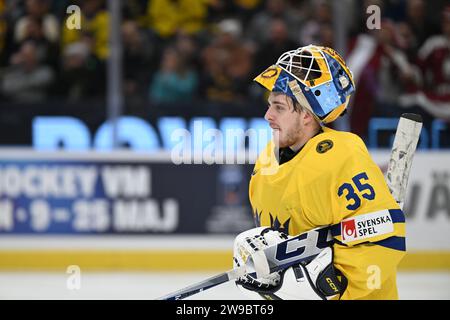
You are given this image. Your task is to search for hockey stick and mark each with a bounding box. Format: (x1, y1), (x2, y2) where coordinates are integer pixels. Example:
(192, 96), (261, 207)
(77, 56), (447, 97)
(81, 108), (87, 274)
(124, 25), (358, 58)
(157, 266), (246, 300)
(157, 227), (333, 300)
(385, 113), (422, 210)
(158, 113), (422, 300)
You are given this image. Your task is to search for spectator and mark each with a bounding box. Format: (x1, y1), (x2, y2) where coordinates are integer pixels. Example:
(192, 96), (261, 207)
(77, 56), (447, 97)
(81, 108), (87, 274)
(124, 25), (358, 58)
(253, 18), (298, 74)
(232, 0), (264, 23)
(14, 0), (59, 44)
(173, 31), (200, 71)
(299, 0), (332, 46)
(201, 18), (253, 102)
(14, 16), (59, 68)
(0, 40), (54, 102)
(149, 46), (198, 104)
(318, 22), (334, 47)
(122, 20), (154, 102)
(346, 19), (417, 138)
(399, 5), (450, 121)
(0, 0), (7, 57)
(375, 21), (417, 110)
(246, 0), (303, 48)
(145, 0), (210, 39)
(61, 0), (109, 60)
(396, 21), (419, 61)
(417, 7), (450, 100)
(405, 0), (439, 49)
(55, 41), (105, 101)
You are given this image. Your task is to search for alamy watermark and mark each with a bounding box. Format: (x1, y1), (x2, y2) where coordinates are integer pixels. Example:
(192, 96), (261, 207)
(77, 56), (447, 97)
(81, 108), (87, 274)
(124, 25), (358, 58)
(66, 5), (81, 30)
(169, 120), (280, 175)
(66, 265), (81, 290)
(366, 264), (381, 290)
(366, 5), (381, 30)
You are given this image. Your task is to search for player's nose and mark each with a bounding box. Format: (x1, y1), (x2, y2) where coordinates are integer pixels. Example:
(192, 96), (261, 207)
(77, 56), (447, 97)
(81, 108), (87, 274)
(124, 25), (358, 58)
(264, 108), (274, 122)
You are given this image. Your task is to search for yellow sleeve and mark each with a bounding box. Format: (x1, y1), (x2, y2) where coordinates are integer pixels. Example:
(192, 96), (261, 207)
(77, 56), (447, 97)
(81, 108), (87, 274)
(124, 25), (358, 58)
(332, 138), (406, 299)
(299, 131), (406, 299)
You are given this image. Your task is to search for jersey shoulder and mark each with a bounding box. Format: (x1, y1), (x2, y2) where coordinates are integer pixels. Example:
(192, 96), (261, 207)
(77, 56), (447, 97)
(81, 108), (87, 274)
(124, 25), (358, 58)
(300, 127), (372, 173)
(313, 127), (367, 155)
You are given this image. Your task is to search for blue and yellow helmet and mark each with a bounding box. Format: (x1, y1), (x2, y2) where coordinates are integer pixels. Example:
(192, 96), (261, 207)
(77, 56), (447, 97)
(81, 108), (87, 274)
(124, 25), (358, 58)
(254, 45), (355, 124)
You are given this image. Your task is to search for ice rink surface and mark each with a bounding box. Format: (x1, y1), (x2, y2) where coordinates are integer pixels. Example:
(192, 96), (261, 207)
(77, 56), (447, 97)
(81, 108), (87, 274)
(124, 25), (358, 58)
(0, 271), (448, 300)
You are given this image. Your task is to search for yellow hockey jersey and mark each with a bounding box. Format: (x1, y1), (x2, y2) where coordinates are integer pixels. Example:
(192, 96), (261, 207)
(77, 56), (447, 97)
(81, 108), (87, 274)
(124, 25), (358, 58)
(249, 127), (406, 300)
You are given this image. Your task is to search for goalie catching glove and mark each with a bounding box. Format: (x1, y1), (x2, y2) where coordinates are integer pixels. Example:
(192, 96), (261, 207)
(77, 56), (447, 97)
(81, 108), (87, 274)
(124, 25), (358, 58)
(233, 227), (347, 300)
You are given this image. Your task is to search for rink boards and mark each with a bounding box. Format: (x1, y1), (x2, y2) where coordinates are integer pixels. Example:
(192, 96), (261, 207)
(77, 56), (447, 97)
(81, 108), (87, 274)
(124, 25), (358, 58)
(0, 149), (449, 271)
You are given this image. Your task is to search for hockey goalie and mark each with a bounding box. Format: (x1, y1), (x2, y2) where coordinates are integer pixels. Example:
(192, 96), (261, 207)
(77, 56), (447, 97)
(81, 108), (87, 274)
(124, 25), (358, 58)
(233, 45), (407, 300)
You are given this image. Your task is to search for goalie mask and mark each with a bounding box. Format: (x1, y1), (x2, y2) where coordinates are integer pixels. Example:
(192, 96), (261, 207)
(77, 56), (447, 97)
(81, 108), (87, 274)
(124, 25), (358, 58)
(254, 45), (355, 124)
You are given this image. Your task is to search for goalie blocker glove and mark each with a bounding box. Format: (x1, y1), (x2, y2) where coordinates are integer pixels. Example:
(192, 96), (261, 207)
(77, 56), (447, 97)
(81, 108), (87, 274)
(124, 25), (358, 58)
(233, 227), (347, 300)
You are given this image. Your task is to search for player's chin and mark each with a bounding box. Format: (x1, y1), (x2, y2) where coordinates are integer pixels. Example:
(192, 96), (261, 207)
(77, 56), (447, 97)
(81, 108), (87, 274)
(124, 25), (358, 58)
(277, 142), (290, 148)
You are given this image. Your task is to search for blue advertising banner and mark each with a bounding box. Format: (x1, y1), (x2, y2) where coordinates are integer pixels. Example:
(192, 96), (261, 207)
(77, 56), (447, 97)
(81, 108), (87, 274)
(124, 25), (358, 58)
(0, 152), (255, 234)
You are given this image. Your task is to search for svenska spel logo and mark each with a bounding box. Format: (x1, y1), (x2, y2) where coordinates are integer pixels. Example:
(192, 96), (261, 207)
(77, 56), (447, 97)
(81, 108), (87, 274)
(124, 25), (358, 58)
(342, 219), (356, 241)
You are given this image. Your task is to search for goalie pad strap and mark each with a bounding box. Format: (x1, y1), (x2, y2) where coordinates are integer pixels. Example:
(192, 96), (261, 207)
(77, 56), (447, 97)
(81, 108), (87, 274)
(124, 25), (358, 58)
(315, 264), (348, 297)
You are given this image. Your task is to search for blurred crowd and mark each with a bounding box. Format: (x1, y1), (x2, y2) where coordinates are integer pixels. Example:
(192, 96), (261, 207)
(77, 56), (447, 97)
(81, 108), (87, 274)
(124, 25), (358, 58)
(0, 0), (448, 140)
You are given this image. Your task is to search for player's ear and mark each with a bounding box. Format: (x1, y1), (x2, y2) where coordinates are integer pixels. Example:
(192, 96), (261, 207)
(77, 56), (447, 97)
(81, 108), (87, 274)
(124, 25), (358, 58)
(302, 109), (315, 126)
